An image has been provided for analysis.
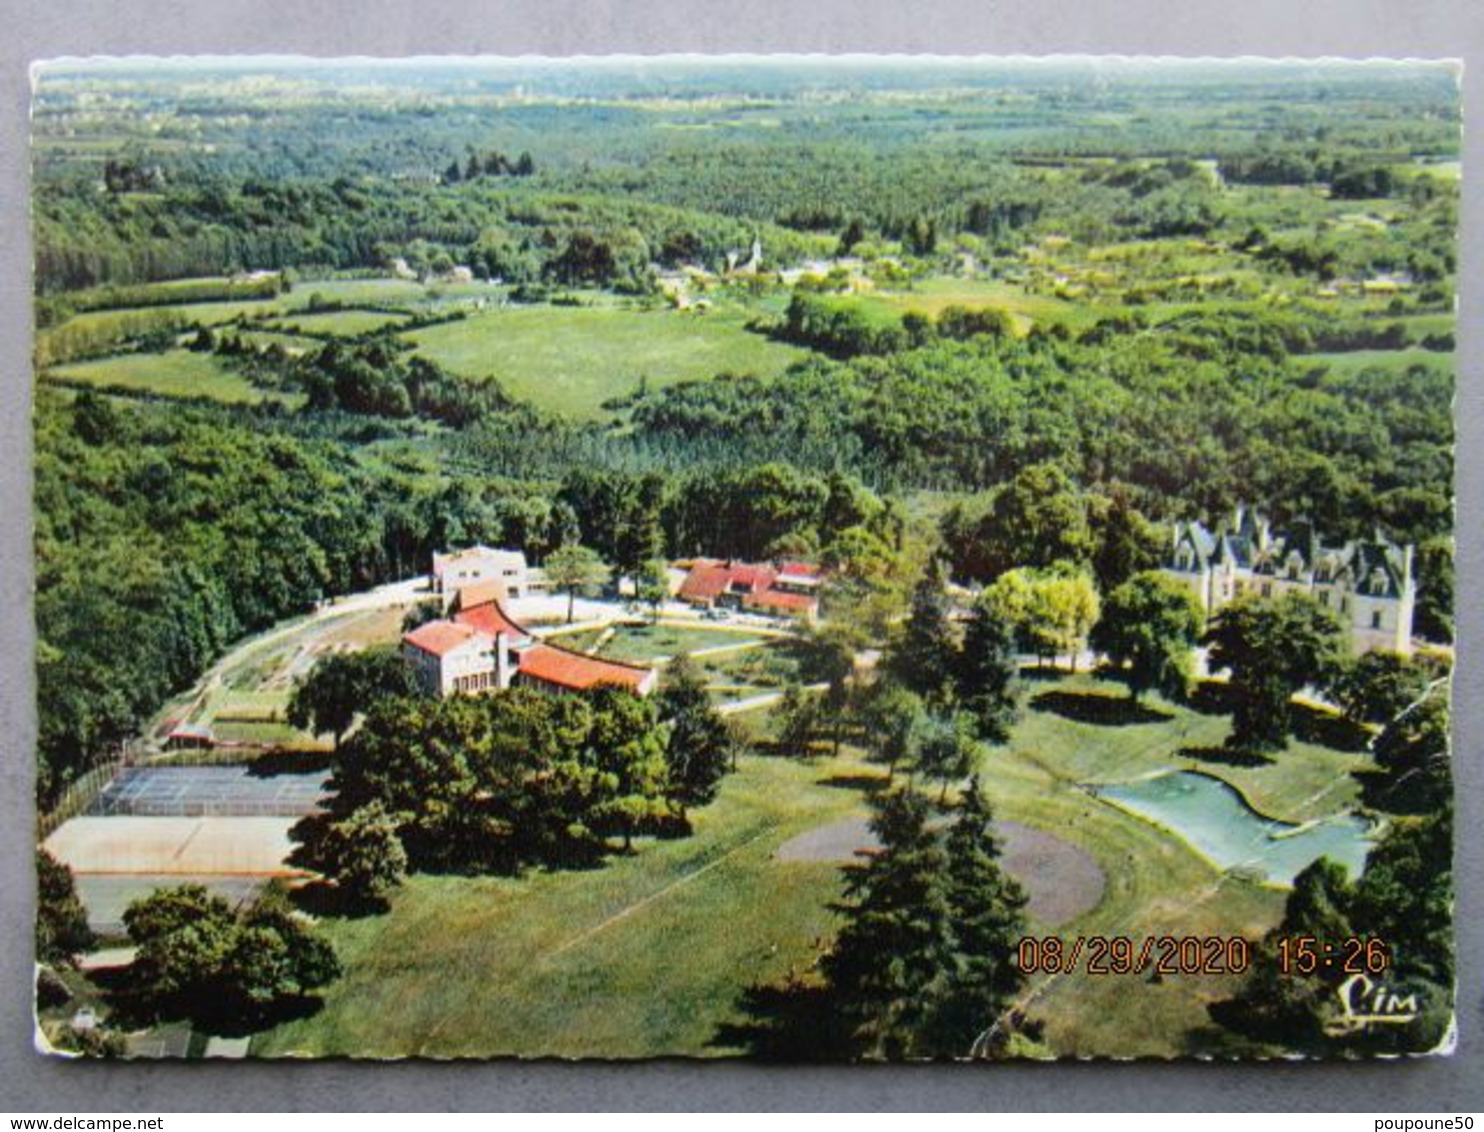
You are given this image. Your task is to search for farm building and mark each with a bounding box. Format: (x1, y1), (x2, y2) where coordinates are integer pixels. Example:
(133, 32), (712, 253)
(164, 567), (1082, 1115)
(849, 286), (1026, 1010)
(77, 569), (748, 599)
(402, 586), (657, 698)
(1163, 506), (1417, 654)
(431, 545), (530, 597)
(677, 558), (821, 620)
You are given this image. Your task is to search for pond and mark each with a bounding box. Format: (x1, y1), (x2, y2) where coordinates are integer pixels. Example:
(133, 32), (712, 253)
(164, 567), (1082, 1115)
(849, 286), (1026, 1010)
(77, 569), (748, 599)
(1095, 770), (1373, 885)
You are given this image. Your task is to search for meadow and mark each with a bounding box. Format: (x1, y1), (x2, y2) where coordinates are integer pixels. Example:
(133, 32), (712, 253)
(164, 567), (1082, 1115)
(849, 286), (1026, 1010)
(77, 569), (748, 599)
(403, 302), (810, 418)
(46, 350), (298, 406)
(247, 669), (1373, 1059)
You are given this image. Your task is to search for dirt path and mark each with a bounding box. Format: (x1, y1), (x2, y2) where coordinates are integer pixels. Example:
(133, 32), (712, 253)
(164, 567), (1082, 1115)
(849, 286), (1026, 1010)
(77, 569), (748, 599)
(775, 815), (1106, 928)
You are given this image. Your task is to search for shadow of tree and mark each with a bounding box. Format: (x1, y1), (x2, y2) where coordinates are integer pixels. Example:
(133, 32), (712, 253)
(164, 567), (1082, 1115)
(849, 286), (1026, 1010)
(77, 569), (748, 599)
(1018, 665), (1071, 683)
(93, 963), (327, 1038)
(289, 878), (388, 920)
(710, 978), (854, 1061)
(247, 747), (335, 777)
(1179, 744), (1274, 769)
(1189, 680), (1240, 716)
(817, 772), (890, 794)
(1291, 703), (1371, 752)
(1031, 690), (1174, 726)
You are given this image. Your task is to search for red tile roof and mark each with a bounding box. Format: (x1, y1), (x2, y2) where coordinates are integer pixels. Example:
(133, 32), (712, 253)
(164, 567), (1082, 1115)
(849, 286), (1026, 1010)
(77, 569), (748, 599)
(455, 600), (529, 641)
(403, 620), (483, 657)
(742, 589), (818, 613)
(517, 643), (653, 693)
(678, 560), (778, 602)
(778, 561), (821, 580)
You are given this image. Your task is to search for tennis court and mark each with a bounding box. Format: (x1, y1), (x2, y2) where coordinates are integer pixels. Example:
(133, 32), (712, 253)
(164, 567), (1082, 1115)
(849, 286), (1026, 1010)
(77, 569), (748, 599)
(44, 815), (305, 876)
(89, 765), (329, 817)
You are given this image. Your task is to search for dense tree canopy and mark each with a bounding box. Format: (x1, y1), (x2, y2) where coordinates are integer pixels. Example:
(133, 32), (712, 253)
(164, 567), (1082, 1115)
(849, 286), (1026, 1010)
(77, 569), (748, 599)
(1204, 593), (1346, 752)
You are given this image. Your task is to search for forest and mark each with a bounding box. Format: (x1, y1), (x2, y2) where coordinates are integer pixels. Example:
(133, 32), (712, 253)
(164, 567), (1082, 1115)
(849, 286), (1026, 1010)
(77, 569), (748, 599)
(31, 58), (1459, 807)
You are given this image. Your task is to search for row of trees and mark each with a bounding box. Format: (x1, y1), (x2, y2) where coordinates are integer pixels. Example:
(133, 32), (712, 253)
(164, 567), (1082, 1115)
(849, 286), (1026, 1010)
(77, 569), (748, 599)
(290, 660), (738, 907)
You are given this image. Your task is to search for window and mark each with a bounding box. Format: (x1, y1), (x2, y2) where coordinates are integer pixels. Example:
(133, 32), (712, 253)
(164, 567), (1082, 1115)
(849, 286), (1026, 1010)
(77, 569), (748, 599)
(1372, 610), (1383, 630)
(1261, 583), (1271, 597)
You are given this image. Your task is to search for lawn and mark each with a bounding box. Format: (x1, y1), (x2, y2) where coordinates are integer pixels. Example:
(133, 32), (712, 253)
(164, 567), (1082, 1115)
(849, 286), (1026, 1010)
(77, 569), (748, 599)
(402, 303), (810, 419)
(252, 751), (874, 1058)
(266, 309), (410, 337)
(283, 277), (497, 310)
(590, 621), (769, 664)
(868, 276), (1102, 334)
(244, 667), (1372, 1059)
(1305, 347), (1454, 376)
(46, 350), (295, 406)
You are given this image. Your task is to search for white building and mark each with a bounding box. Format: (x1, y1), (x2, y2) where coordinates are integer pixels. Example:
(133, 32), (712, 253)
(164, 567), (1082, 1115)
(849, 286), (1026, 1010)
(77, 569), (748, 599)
(1164, 507), (1416, 655)
(402, 588), (656, 699)
(431, 546), (529, 597)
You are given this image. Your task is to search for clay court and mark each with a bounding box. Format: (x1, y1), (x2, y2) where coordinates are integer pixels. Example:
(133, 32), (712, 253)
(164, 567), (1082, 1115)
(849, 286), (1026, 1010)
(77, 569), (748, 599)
(44, 815), (304, 876)
(775, 815), (1106, 927)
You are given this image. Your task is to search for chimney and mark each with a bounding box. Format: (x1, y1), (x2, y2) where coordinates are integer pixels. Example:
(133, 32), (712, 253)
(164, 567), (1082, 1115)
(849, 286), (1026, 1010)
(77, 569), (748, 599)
(495, 633), (513, 689)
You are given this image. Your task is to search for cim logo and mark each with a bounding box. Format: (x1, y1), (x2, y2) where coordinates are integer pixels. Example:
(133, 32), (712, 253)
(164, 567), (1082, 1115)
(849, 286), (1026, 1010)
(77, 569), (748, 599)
(1325, 972), (1421, 1036)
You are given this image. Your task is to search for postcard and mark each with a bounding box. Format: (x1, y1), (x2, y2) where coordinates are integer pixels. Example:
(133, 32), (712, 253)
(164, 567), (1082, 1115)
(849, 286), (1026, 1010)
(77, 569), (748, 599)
(30, 55), (1456, 1060)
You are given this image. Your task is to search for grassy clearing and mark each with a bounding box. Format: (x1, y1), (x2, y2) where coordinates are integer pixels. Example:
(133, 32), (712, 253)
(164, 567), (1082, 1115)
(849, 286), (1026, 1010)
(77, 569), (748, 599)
(869, 277), (1100, 333)
(252, 751), (873, 1058)
(403, 303), (809, 419)
(246, 667), (1365, 1058)
(1305, 347), (1453, 375)
(285, 278), (496, 310)
(267, 309), (410, 337)
(235, 330), (319, 355)
(593, 622), (769, 664)
(1013, 673), (1371, 823)
(46, 350), (294, 406)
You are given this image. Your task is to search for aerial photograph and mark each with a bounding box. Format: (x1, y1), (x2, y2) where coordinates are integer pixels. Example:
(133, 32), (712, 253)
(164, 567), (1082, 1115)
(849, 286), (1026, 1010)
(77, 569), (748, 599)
(29, 55), (1456, 1061)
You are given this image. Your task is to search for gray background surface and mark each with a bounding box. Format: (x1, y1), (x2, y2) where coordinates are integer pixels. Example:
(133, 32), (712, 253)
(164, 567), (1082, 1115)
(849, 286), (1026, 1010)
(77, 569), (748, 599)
(1, 0), (1481, 1112)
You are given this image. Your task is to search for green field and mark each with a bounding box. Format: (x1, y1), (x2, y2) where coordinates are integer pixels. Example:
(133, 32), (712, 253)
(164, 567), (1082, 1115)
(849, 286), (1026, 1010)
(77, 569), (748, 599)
(870, 276), (1102, 333)
(403, 303), (810, 418)
(267, 309), (410, 337)
(285, 277), (496, 309)
(253, 749), (870, 1058)
(46, 350), (295, 406)
(246, 670), (1375, 1058)
(1306, 347), (1454, 375)
(590, 622), (768, 663)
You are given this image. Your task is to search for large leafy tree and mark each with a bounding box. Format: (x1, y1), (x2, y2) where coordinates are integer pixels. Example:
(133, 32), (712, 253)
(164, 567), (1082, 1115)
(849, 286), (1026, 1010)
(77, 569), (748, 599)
(122, 883), (339, 1026)
(915, 711), (985, 803)
(943, 463), (1095, 583)
(288, 649), (416, 749)
(585, 686), (672, 852)
(1087, 486), (1164, 593)
(1326, 651), (1433, 726)
(544, 542), (610, 624)
(1090, 571), (1203, 703)
(859, 680), (927, 783)
(297, 800), (409, 910)
(1204, 593), (1345, 752)
(1370, 688), (1451, 813)
(36, 849), (96, 965)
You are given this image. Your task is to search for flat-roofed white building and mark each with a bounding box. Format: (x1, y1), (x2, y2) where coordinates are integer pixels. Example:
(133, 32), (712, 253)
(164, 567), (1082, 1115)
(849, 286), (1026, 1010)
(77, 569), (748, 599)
(431, 546), (529, 597)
